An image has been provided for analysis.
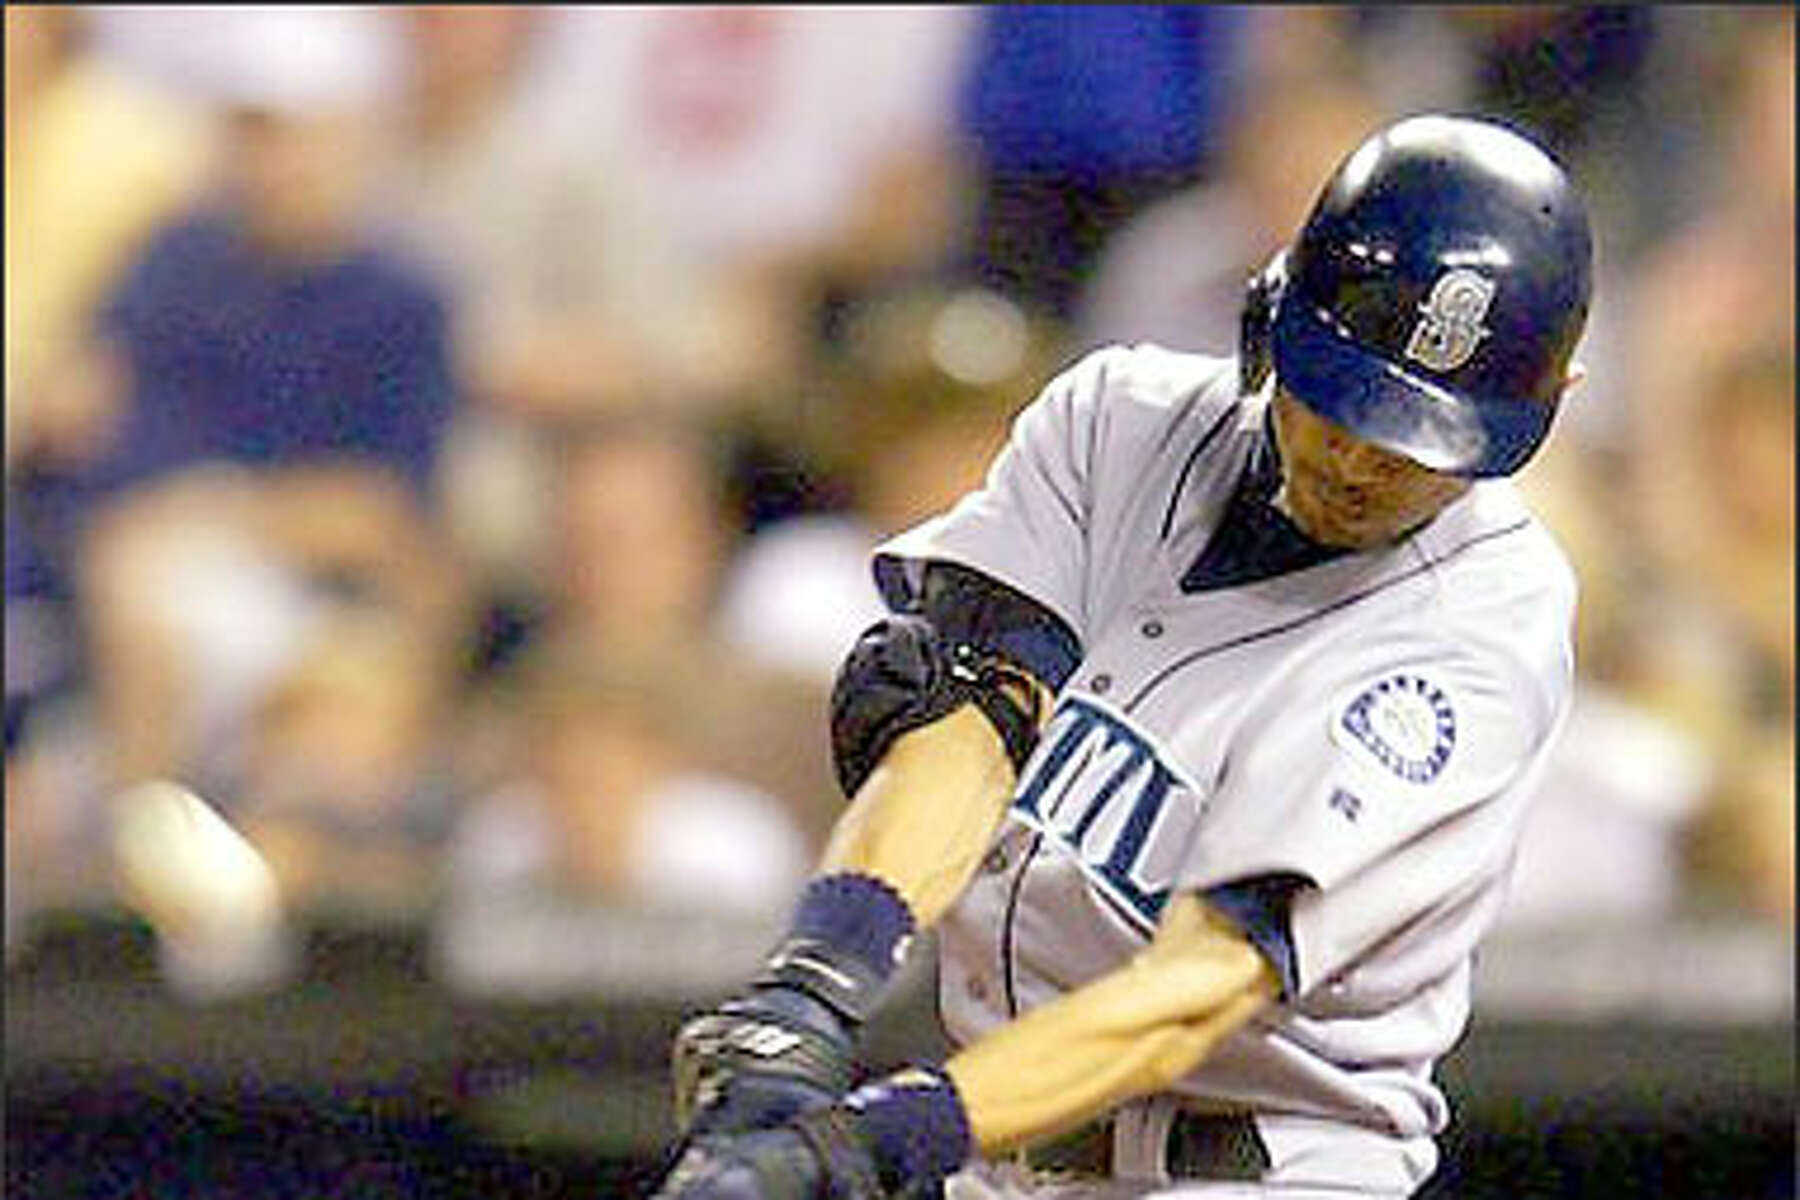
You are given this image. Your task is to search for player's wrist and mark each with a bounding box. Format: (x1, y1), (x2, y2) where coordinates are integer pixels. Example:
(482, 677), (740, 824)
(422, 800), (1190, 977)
(755, 872), (917, 1026)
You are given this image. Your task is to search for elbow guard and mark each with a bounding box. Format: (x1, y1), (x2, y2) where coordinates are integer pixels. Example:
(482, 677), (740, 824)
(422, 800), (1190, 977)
(828, 614), (1042, 800)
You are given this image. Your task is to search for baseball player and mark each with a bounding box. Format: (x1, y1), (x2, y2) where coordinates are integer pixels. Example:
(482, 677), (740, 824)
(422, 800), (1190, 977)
(653, 113), (1594, 1199)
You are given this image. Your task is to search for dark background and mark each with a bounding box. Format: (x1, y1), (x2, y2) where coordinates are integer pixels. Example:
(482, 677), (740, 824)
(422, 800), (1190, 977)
(7, 913), (1792, 1200)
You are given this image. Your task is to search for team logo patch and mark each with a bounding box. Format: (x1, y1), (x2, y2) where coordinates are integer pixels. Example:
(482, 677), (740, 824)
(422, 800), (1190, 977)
(1405, 268), (1495, 372)
(1334, 674), (1457, 785)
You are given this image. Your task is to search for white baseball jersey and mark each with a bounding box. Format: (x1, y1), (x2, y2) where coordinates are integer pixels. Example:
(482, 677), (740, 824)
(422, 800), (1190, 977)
(873, 344), (1577, 1194)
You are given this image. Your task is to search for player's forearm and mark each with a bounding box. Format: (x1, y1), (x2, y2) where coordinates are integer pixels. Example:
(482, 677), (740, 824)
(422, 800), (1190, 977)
(817, 704), (1017, 927)
(662, 624), (1036, 1153)
(667, 706), (1019, 1150)
(944, 895), (1278, 1155)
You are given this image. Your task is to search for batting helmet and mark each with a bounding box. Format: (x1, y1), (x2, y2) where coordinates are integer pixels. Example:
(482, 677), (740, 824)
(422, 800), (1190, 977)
(1240, 114), (1594, 477)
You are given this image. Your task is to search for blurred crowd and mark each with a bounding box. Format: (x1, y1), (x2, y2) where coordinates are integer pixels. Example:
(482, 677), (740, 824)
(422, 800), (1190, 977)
(5, 6), (1792, 1002)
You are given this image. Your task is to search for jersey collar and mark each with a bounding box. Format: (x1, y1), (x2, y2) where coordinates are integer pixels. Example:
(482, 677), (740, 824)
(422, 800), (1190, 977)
(1180, 408), (1350, 593)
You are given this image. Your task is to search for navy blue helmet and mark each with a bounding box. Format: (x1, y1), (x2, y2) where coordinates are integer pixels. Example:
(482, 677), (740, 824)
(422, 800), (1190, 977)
(1241, 114), (1594, 477)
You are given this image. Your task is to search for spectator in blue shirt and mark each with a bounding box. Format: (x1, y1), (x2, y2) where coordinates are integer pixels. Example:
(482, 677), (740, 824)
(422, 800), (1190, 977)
(91, 195), (453, 497)
(53, 11), (466, 830)
(952, 5), (1250, 320)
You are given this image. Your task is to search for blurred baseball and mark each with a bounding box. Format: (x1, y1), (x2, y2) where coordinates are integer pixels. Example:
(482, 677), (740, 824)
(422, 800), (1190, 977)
(109, 779), (283, 945)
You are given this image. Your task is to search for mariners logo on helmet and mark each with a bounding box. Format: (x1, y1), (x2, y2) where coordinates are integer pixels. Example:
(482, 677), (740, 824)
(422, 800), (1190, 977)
(1265, 114), (1594, 477)
(1405, 269), (1496, 373)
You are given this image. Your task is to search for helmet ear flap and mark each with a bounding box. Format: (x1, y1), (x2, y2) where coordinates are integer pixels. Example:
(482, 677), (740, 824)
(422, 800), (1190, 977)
(1239, 249), (1289, 396)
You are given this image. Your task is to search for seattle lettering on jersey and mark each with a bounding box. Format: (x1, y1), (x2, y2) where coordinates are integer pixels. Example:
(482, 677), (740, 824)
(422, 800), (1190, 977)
(1011, 695), (1202, 931)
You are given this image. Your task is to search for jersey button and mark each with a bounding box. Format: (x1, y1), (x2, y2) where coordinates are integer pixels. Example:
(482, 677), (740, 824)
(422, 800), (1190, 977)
(1091, 674), (1113, 694)
(982, 845), (1010, 874)
(1141, 619), (1164, 638)
(966, 975), (989, 1002)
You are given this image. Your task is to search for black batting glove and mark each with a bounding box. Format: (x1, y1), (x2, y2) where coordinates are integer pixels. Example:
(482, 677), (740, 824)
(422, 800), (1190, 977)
(653, 1115), (876, 1200)
(672, 980), (857, 1138)
(672, 876), (917, 1140)
(654, 1127), (830, 1200)
(657, 1067), (971, 1200)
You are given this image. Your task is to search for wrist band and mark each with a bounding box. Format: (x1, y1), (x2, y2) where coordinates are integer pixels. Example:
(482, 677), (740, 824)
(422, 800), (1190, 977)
(757, 872), (917, 1024)
(843, 1065), (974, 1190)
(788, 872), (916, 981)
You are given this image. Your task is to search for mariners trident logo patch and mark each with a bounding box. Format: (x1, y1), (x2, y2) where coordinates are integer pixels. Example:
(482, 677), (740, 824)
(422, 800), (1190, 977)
(1405, 268), (1495, 372)
(1334, 674), (1457, 785)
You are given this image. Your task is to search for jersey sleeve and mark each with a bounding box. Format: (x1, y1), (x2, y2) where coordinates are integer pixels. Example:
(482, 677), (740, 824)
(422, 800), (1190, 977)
(872, 348), (1119, 644)
(917, 562), (1084, 692)
(1177, 632), (1567, 1000)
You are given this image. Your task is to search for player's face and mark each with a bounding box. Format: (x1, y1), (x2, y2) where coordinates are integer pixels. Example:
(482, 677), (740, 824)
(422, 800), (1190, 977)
(1271, 390), (1472, 548)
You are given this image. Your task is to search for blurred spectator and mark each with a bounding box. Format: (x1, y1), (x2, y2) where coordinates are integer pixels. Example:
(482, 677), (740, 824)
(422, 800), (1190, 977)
(1678, 348), (1794, 924)
(1464, 346), (1714, 933)
(547, 414), (736, 659)
(371, 5), (727, 416)
(1613, 8), (1782, 260)
(717, 285), (1066, 683)
(435, 637), (808, 998)
(1519, 9), (1795, 927)
(4, 8), (215, 866)
(233, 612), (459, 923)
(4, 5), (214, 473)
(534, 5), (977, 408)
(1631, 9), (1793, 594)
(1074, 41), (1383, 355)
(60, 8), (465, 823)
(7, 505), (104, 953)
(1502, 414), (1713, 933)
(1618, 349), (1795, 925)
(5, 503), (128, 937)
(952, 5), (1250, 320)
(367, 6), (779, 598)
(474, 411), (841, 847)
(87, 21), (445, 494)
(1499, 681), (1711, 930)
(1447, 9), (1654, 154)
(1626, 30), (1794, 675)
(3, 511), (54, 760)
(445, 639), (806, 916)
